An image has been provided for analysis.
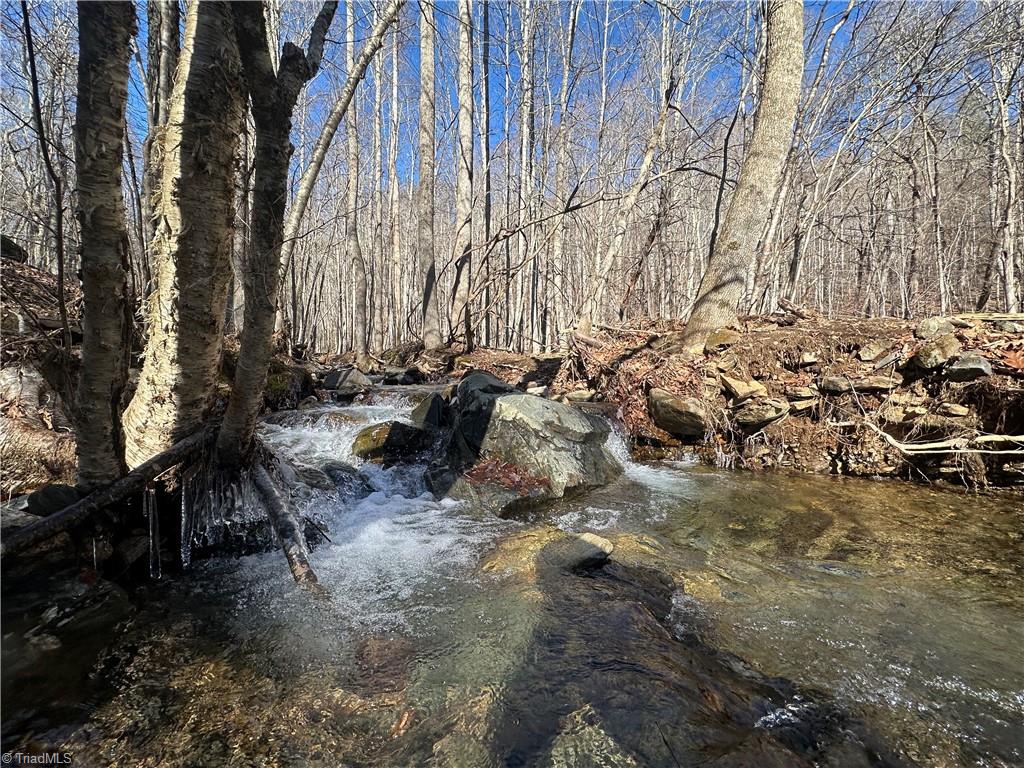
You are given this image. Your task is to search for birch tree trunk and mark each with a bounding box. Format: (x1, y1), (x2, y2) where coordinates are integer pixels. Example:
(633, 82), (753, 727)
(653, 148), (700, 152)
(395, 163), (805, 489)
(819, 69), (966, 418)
(122, 2), (245, 467)
(215, 2), (338, 469)
(74, 0), (135, 490)
(418, 0), (442, 349)
(678, 0), (804, 354)
(449, 0), (474, 347)
(347, 0), (371, 369)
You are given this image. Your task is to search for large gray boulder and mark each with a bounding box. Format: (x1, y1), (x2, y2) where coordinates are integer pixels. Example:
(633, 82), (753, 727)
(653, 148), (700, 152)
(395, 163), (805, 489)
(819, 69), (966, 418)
(912, 334), (962, 369)
(946, 353), (992, 382)
(438, 372), (621, 513)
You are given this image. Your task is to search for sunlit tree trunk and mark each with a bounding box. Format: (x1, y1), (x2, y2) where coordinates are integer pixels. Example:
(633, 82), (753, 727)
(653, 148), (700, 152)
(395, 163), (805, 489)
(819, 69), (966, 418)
(346, 0), (371, 368)
(123, 2), (245, 467)
(74, 0), (135, 490)
(678, 0), (804, 354)
(418, 0), (442, 349)
(449, 0), (474, 347)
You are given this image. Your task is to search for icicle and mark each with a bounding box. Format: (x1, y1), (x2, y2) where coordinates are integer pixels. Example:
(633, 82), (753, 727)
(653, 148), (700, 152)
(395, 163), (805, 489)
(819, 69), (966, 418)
(145, 486), (162, 580)
(180, 474), (194, 569)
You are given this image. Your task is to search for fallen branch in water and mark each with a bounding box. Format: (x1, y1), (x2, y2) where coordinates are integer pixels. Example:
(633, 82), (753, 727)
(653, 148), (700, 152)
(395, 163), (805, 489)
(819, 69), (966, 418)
(862, 421), (1024, 456)
(1, 430), (214, 557)
(252, 462), (324, 593)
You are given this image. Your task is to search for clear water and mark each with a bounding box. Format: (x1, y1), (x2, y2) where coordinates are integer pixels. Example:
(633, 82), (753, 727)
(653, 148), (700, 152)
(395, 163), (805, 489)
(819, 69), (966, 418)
(2, 396), (1021, 767)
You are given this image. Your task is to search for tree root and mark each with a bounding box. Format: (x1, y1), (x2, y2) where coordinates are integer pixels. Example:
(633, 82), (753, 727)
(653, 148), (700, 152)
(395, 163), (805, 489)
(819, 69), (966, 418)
(1, 429), (214, 558)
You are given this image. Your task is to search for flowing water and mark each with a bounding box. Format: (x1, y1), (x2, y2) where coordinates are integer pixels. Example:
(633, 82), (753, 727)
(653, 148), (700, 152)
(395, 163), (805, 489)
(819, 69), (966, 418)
(2, 395), (1022, 767)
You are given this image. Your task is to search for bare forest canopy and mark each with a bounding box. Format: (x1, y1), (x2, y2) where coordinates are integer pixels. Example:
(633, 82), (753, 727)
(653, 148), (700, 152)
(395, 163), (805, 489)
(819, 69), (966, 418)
(2, 0), (1021, 359)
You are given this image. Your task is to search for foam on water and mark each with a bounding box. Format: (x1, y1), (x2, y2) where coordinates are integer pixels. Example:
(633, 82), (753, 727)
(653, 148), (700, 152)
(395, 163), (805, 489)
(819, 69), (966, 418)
(604, 427), (697, 494)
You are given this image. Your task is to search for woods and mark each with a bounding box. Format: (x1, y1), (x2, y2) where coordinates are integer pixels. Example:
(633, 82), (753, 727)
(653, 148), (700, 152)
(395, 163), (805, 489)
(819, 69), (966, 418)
(1, 0), (1022, 517)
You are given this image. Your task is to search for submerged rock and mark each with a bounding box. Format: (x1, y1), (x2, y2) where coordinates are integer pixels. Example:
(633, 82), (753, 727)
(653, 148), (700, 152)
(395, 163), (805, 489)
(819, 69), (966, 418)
(352, 420), (432, 464)
(648, 388), (708, 437)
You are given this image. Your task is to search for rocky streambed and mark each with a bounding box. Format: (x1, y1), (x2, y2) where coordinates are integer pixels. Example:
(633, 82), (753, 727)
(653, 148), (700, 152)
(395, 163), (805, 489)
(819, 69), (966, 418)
(3, 381), (1021, 767)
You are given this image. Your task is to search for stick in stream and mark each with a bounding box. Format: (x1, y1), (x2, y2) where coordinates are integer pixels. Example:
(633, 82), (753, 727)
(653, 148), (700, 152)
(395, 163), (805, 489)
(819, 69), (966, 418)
(1, 430), (214, 557)
(252, 464), (323, 592)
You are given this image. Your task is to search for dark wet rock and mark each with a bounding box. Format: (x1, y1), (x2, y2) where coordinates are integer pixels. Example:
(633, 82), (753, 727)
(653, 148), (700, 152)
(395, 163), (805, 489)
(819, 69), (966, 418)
(322, 366), (372, 395)
(297, 395), (321, 409)
(648, 388), (708, 437)
(733, 398), (789, 430)
(912, 334), (961, 369)
(352, 420), (432, 464)
(915, 316), (955, 339)
(410, 392), (451, 431)
(27, 483), (80, 517)
(382, 366), (426, 385)
(439, 372), (620, 513)
(945, 353), (992, 382)
(263, 360), (315, 411)
(323, 461), (373, 496)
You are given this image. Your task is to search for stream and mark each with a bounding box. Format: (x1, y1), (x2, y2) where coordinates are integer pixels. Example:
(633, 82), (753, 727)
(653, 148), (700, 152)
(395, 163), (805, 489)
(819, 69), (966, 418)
(2, 393), (1022, 767)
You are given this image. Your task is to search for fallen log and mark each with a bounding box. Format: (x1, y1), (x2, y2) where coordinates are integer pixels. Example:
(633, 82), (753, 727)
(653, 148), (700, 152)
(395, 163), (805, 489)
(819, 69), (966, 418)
(1, 429), (214, 558)
(252, 463), (323, 592)
(862, 421), (1024, 456)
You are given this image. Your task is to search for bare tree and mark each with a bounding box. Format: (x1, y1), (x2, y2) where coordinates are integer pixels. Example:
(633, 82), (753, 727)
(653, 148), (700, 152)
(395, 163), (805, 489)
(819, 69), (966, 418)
(73, 0), (135, 490)
(122, 2), (245, 466)
(418, 0), (442, 349)
(678, 0), (804, 354)
(449, 0), (474, 346)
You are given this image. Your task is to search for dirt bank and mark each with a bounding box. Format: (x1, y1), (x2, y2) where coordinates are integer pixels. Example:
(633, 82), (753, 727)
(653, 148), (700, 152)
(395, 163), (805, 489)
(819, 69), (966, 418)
(452, 314), (1024, 489)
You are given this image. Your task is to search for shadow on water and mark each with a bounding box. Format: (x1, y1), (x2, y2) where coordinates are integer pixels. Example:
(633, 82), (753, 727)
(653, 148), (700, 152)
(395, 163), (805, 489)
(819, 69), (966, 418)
(481, 542), (910, 768)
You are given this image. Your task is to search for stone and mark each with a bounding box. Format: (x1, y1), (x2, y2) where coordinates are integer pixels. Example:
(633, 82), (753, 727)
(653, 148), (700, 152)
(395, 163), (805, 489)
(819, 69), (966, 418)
(818, 375), (854, 394)
(263, 360), (315, 411)
(938, 403), (970, 417)
(27, 484), (80, 517)
(526, 385), (548, 397)
(790, 398), (817, 414)
(382, 366), (426, 385)
(857, 339), (889, 362)
(945, 354), (992, 382)
(439, 371), (621, 511)
(915, 316), (955, 339)
(912, 334), (962, 369)
(994, 320), (1023, 333)
(565, 389), (596, 403)
(785, 385), (816, 399)
(798, 352), (819, 366)
(322, 366), (372, 392)
(648, 388), (708, 437)
(297, 395), (321, 409)
(705, 328), (741, 350)
(539, 532), (614, 571)
(352, 420), (432, 463)
(854, 373), (903, 392)
(316, 410), (359, 429)
(732, 398), (789, 430)
(720, 375), (767, 402)
(410, 392), (451, 430)
(871, 351), (902, 370)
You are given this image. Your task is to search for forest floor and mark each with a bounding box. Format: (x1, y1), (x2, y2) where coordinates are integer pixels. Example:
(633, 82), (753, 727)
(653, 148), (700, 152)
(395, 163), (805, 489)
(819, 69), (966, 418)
(445, 313), (1024, 489)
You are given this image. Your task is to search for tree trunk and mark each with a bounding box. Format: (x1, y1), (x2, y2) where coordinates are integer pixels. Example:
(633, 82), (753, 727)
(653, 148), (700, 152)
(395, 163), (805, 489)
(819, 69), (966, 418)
(678, 0), (804, 354)
(216, 1), (339, 469)
(346, 0), (372, 369)
(449, 0), (474, 347)
(123, 1), (245, 467)
(418, 0), (442, 349)
(74, 1), (136, 491)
